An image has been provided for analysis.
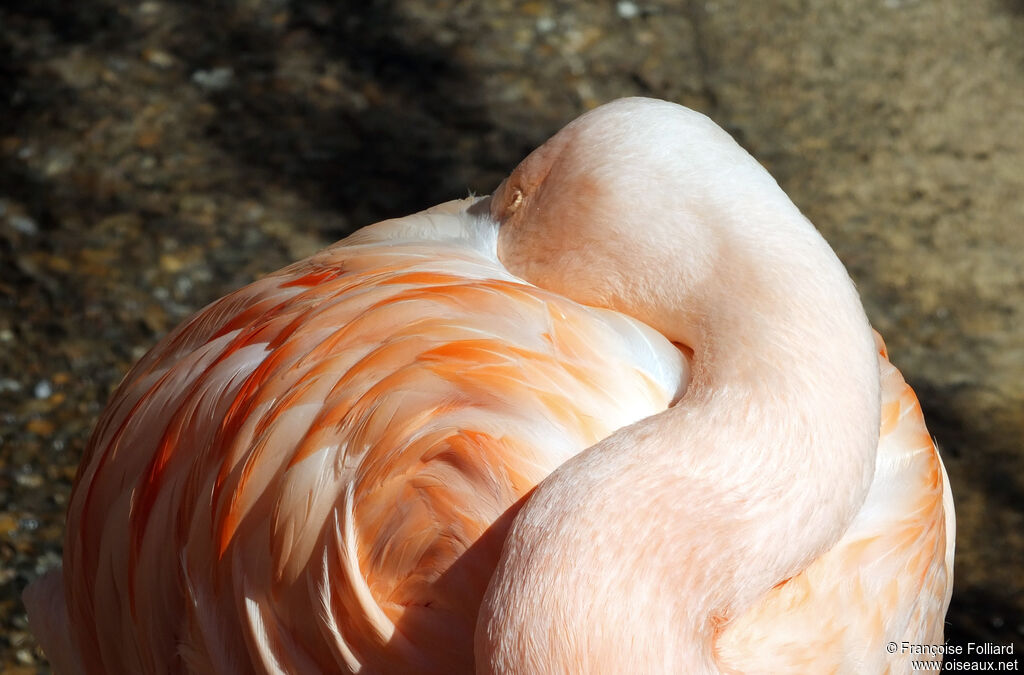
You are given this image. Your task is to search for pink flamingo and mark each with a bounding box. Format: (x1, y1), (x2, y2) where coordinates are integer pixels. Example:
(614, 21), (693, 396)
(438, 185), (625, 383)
(25, 98), (953, 674)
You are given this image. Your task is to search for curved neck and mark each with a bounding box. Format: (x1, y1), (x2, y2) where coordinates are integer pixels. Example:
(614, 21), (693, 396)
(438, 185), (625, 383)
(478, 201), (881, 673)
(624, 213), (881, 613)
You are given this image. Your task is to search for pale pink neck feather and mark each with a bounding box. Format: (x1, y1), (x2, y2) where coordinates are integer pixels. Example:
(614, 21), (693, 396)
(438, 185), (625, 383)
(477, 195), (881, 674)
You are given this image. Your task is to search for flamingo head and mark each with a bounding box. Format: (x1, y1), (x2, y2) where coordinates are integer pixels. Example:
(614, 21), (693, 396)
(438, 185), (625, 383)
(488, 97), (786, 345)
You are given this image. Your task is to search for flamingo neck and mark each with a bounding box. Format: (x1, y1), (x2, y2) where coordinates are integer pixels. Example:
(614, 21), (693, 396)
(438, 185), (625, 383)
(477, 205), (881, 673)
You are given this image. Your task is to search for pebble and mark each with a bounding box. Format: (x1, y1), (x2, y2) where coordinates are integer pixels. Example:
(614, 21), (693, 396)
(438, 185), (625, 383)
(0, 379), (22, 393)
(14, 472), (43, 489)
(191, 66), (234, 91)
(536, 16), (556, 32)
(142, 48), (175, 69)
(617, 1), (640, 18)
(9, 215), (38, 236)
(25, 419), (55, 436)
(33, 381), (52, 400)
(0, 513), (17, 534)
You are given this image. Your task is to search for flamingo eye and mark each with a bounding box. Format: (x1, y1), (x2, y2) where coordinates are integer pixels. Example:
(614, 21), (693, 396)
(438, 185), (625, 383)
(507, 187), (524, 213)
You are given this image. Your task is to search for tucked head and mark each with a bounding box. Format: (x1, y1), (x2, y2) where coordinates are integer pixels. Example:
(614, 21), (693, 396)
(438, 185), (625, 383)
(489, 97), (794, 343)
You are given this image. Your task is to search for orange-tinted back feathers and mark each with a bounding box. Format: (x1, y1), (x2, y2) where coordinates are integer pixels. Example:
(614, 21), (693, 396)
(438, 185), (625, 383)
(50, 200), (685, 673)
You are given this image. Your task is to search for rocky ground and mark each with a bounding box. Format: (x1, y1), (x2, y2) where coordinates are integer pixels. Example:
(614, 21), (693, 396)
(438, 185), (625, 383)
(1, 0), (1021, 672)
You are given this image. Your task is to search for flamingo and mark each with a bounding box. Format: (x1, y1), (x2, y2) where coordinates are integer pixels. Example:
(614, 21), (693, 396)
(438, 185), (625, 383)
(24, 97), (954, 674)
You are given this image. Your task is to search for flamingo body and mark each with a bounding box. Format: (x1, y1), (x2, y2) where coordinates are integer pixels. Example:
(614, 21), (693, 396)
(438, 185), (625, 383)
(24, 98), (953, 674)
(29, 200), (686, 673)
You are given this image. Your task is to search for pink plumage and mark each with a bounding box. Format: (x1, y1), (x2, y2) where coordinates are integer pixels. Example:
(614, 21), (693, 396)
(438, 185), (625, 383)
(25, 98), (953, 674)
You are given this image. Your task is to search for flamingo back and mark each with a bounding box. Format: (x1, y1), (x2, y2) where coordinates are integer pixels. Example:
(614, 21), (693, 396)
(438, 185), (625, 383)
(44, 199), (687, 674)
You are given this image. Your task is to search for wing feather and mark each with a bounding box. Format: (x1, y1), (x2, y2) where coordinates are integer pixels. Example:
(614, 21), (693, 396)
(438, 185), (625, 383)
(54, 201), (684, 673)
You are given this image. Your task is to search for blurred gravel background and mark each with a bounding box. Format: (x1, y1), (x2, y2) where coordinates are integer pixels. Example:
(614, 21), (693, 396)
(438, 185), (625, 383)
(1, 1), (1021, 672)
